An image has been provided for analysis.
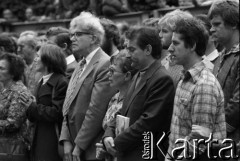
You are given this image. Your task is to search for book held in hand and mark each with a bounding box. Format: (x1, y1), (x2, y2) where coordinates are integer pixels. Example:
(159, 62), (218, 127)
(115, 115), (130, 136)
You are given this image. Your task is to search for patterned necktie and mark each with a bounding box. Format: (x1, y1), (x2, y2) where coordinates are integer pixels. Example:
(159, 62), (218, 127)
(63, 58), (86, 115)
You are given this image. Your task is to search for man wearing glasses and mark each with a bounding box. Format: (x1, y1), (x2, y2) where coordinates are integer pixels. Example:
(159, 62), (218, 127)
(60, 11), (115, 161)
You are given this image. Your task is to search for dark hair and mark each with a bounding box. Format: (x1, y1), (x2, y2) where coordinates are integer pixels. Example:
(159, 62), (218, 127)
(173, 17), (209, 57)
(110, 49), (138, 76)
(100, 18), (121, 49)
(208, 0), (239, 30)
(126, 26), (162, 59)
(53, 33), (72, 56)
(46, 27), (69, 38)
(0, 35), (17, 54)
(195, 14), (211, 34)
(39, 43), (67, 75)
(0, 53), (25, 81)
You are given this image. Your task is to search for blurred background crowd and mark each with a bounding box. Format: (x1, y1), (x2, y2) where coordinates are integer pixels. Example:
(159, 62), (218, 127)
(0, 0), (214, 23)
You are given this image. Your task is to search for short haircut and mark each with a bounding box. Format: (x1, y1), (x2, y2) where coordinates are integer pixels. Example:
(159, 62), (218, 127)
(158, 9), (193, 30)
(208, 0), (239, 30)
(126, 26), (162, 59)
(0, 53), (26, 81)
(195, 14), (212, 34)
(70, 11), (105, 45)
(18, 34), (38, 50)
(20, 30), (37, 37)
(110, 49), (138, 76)
(46, 27), (69, 38)
(173, 17), (209, 57)
(0, 35), (17, 54)
(39, 43), (67, 75)
(53, 33), (71, 48)
(142, 17), (160, 28)
(100, 18), (121, 49)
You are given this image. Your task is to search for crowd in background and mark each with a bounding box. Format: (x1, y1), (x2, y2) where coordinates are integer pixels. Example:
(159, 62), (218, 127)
(0, 0), (216, 23)
(0, 0), (239, 161)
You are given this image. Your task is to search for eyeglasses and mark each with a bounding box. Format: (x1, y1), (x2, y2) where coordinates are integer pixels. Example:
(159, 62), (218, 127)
(108, 67), (124, 76)
(70, 32), (92, 39)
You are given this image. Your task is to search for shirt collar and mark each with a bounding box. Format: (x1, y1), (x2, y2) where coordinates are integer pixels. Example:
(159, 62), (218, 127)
(112, 50), (119, 56)
(85, 47), (100, 65)
(203, 49), (219, 61)
(182, 61), (206, 83)
(221, 43), (239, 57)
(42, 73), (53, 85)
(66, 54), (75, 65)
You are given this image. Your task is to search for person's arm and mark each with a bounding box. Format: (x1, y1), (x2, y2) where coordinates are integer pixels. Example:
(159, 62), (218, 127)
(225, 59), (239, 134)
(27, 78), (68, 122)
(0, 91), (33, 132)
(184, 82), (226, 156)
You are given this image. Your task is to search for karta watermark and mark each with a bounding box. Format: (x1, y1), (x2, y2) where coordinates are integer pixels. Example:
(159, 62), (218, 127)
(142, 131), (239, 160)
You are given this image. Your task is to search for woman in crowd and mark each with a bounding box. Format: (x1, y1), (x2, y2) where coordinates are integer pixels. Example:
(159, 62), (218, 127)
(0, 53), (33, 161)
(96, 49), (137, 161)
(26, 43), (68, 161)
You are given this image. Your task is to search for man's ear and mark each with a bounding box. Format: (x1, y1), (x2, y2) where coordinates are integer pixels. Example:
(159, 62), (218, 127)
(145, 44), (152, 56)
(0, 46), (5, 52)
(190, 43), (196, 52)
(91, 35), (97, 45)
(62, 43), (68, 51)
(124, 72), (132, 81)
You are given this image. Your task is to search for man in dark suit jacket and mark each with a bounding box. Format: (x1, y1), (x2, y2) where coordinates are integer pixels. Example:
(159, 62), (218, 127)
(209, 0), (239, 151)
(59, 12), (116, 161)
(103, 26), (175, 161)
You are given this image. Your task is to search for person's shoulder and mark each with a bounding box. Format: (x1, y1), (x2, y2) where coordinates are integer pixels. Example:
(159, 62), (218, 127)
(197, 69), (222, 91)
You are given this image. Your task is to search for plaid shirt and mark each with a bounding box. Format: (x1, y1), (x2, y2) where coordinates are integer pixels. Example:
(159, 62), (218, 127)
(167, 61), (226, 158)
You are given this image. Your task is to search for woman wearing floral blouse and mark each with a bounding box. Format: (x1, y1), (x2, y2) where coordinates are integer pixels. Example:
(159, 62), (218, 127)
(96, 49), (137, 161)
(0, 53), (33, 161)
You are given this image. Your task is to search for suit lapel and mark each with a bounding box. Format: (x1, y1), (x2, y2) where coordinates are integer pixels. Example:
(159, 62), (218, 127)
(216, 54), (236, 87)
(123, 61), (162, 115)
(66, 49), (102, 108)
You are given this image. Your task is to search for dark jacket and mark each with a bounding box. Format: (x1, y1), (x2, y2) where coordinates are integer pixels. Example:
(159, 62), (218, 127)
(27, 73), (68, 161)
(104, 61), (175, 161)
(213, 45), (239, 142)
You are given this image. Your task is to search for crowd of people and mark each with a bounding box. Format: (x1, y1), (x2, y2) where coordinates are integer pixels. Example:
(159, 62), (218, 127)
(0, 0), (239, 161)
(0, 0), (216, 23)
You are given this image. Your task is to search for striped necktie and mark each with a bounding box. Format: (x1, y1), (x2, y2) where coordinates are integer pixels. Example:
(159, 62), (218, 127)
(63, 58), (86, 115)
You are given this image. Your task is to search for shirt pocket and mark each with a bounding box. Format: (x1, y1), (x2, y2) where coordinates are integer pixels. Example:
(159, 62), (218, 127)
(177, 96), (191, 120)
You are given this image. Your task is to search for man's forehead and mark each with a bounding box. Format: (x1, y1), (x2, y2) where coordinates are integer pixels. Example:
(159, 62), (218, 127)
(70, 24), (83, 32)
(210, 15), (223, 22)
(172, 33), (182, 40)
(127, 39), (137, 47)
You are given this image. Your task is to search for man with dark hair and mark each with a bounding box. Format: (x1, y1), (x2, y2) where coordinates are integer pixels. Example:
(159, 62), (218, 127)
(103, 26), (175, 161)
(46, 26), (77, 79)
(100, 18), (121, 56)
(208, 0), (239, 151)
(166, 17), (226, 161)
(196, 14), (219, 71)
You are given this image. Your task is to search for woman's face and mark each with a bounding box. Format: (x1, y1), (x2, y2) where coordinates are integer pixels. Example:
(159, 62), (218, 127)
(0, 59), (13, 84)
(108, 61), (126, 89)
(35, 51), (45, 72)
